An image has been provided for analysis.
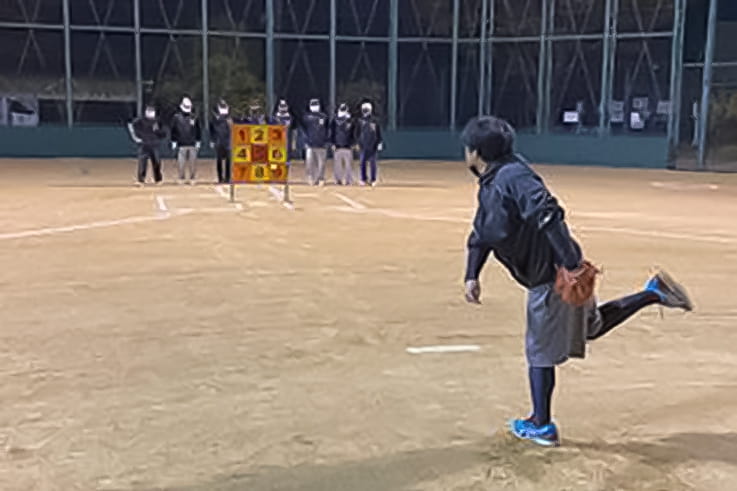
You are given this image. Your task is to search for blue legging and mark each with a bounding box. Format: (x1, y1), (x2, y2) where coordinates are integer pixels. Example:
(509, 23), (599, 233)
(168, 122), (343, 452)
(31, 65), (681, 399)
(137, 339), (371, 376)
(360, 151), (377, 183)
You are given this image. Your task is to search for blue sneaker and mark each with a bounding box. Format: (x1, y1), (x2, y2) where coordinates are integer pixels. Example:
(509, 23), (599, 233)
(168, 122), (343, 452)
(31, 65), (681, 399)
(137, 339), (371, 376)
(645, 270), (693, 312)
(509, 418), (560, 447)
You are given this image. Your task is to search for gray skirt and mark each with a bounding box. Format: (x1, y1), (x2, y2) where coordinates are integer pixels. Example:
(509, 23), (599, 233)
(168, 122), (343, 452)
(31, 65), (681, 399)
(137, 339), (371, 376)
(525, 282), (603, 367)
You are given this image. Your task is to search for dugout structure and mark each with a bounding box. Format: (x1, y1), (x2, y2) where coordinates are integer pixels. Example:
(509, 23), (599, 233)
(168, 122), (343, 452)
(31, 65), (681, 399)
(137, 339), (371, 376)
(229, 123), (290, 205)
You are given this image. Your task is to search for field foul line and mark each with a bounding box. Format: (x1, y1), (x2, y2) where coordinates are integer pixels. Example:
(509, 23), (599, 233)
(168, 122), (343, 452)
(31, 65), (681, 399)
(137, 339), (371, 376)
(333, 192), (366, 209)
(0, 214), (175, 241)
(406, 345), (481, 354)
(330, 206), (736, 245)
(268, 185), (295, 210)
(155, 195), (169, 213)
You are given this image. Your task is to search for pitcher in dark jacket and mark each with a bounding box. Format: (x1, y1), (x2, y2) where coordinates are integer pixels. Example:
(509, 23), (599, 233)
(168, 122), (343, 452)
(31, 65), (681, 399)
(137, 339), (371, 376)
(330, 103), (355, 185)
(301, 98), (329, 186)
(461, 115), (693, 447)
(170, 96), (202, 185)
(127, 105), (167, 186)
(209, 99), (232, 184)
(355, 101), (383, 186)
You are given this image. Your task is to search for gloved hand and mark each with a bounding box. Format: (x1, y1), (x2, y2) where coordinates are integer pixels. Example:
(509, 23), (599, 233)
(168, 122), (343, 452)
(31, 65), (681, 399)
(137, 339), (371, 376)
(377, 143), (384, 152)
(195, 142), (201, 151)
(331, 145), (336, 152)
(209, 142), (215, 149)
(171, 142), (177, 151)
(464, 279), (481, 304)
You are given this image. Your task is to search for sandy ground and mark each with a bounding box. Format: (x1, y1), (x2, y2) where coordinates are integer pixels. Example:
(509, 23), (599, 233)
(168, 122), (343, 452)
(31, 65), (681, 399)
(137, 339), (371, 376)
(0, 157), (736, 491)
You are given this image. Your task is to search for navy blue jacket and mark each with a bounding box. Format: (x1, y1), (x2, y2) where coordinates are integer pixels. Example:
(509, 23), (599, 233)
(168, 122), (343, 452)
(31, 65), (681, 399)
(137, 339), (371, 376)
(128, 117), (166, 148)
(170, 111), (202, 146)
(209, 115), (231, 148)
(355, 116), (383, 153)
(330, 115), (355, 148)
(465, 155), (582, 288)
(301, 111), (329, 147)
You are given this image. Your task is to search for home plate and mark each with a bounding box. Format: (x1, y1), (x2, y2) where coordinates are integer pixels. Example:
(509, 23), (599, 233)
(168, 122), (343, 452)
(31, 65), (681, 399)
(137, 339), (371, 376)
(406, 345), (481, 354)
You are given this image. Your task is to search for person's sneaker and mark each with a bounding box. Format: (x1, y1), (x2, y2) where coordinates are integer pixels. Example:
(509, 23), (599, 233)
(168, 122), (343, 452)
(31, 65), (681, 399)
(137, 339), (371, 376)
(177, 179), (185, 185)
(189, 180), (196, 186)
(370, 181), (377, 187)
(318, 180), (325, 187)
(509, 418), (560, 447)
(135, 181), (144, 188)
(155, 180), (163, 186)
(645, 270), (693, 311)
(359, 181), (366, 187)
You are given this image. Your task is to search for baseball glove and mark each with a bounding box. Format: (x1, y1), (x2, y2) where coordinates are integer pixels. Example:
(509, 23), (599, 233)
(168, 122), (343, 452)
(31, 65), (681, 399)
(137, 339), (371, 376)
(554, 260), (601, 307)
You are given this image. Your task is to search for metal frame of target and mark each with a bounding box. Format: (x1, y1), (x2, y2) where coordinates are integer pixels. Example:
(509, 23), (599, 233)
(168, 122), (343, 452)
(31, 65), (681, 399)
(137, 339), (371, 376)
(229, 123), (291, 205)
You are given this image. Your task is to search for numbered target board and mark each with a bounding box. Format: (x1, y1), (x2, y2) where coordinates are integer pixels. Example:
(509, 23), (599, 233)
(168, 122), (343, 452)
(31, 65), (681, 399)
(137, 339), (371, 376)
(231, 124), (289, 184)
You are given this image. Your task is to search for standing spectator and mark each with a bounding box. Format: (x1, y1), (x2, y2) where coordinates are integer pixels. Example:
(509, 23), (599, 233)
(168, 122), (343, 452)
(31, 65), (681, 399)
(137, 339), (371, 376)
(301, 98), (329, 186)
(209, 99), (232, 184)
(170, 96), (202, 185)
(330, 103), (355, 185)
(127, 104), (167, 186)
(355, 101), (383, 187)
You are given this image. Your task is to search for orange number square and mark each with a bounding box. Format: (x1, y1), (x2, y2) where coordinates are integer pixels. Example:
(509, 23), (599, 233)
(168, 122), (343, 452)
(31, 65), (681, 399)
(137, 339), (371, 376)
(232, 125), (250, 146)
(268, 126), (286, 145)
(232, 163), (249, 182)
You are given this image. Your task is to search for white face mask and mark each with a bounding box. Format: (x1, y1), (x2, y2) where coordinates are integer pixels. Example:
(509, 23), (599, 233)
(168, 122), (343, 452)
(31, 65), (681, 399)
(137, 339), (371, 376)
(218, 107), (229, 116)
(145, 110), (156, 119)
(338, 110), (349, 118)
(310, 104), (320, 113)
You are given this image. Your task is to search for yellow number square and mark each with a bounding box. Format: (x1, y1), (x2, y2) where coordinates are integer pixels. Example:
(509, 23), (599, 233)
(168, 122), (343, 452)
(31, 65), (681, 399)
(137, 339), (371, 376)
(250, 125), (268, 144)
(269, 144), (287, 163)
(233, 145), (251, 163)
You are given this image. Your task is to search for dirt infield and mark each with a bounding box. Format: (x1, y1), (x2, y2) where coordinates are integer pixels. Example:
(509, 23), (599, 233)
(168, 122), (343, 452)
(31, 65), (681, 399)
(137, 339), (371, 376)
(1, 158), (736, 490)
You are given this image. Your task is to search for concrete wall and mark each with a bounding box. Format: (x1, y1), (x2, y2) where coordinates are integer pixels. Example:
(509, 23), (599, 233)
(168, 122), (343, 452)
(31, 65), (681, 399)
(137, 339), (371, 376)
(0, 126), (669, 168)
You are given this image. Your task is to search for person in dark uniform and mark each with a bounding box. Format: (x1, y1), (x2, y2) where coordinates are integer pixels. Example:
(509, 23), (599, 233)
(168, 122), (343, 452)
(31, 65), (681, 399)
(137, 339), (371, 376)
(355, 101), (383, 186)
(170, 96), (202, 185)
(461, 115), (693, 447)
(301, 98), (329, 186)
(330, 103), (355, 185)
(270, 98), (297, 168)
(127, 105), (167, 186)
(209, 99), (232, 184)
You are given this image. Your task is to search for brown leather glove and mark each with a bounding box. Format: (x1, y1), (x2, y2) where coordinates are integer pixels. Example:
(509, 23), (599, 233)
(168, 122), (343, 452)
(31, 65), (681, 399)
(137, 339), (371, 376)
(554, 260), (601, 307)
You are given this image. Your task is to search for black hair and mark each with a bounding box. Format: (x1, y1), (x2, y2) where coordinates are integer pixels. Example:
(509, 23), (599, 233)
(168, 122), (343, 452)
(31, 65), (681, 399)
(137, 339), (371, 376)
(460, 115), (516, 163)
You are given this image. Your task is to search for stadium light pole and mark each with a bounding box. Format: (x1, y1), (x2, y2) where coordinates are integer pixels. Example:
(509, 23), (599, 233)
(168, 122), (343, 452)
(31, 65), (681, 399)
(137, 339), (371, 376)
(134, 0), (142, 117)
(450, 0), (459, 130)
(667, 0), (686, 165)
(698, 0), (718, 169)
(266, 0), (275, 115)
(62, 0), (73, 127)
(478, 0), (489, 116)
(388, 0), (398, 130)
(598, 0), (613, 135)
(201, 0), (209, 124)
(329, 0), (336, 113)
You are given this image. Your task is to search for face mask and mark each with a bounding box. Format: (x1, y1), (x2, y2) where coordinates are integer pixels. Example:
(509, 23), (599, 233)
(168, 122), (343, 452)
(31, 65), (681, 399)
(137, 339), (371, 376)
(310, 104), (320, 113)
(218, 107), (229, 116)
(338, 110), (349, 118)
(145, 110), (156, 119)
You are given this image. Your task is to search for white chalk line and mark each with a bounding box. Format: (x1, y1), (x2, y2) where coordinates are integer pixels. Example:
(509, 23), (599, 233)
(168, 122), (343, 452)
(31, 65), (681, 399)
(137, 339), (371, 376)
(333, 192), (366, 210)
(155, 195), (168, 213)
(268, 185), (295, 210)
(0, 214), (173, 241)
(214, 185), (230, 200)
(329, 206), (736, 245)
(651, 181), (719, 191)
(406, 345), (481, 355)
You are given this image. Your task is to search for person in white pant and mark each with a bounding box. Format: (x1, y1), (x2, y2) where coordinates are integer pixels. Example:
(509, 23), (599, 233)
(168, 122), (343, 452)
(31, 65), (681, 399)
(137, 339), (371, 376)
(170, 97), (202, 185)
(300, 98), (329, 186)
(330, 103), (356, 185)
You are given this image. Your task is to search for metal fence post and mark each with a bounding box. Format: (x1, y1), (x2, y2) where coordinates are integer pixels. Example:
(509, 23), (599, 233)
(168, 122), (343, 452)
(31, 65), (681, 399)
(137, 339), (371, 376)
(698, 0), (719, 169)
(62, 0), (73, 127)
